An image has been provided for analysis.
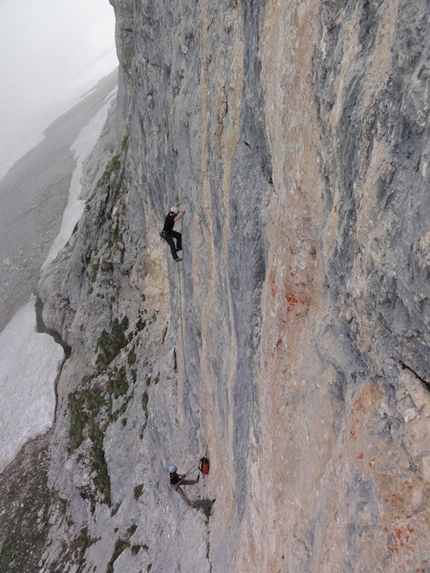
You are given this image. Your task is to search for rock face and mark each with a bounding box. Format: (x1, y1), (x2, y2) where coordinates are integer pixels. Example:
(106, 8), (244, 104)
(2, 0), (430, 572)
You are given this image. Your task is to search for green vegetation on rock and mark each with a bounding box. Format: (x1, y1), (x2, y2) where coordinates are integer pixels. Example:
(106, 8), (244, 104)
(88, 261), (99, 283)
(102, 154), (121, 182)
(0, 440), (52, 573)
(89, 422), (111, 506)
(134, 484), (144, 499)
(107, 366), (128, 398)
(72, 528), (98, 571)
(107, 539), (130, 573)
(68, 374), (105, 453)
(96, 316), (130, 372)
(141, 391), (149, 414)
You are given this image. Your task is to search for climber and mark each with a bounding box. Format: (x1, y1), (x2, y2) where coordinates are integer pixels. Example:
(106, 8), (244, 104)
(169, 464), (199, 507)
(160, 201), (185, 262)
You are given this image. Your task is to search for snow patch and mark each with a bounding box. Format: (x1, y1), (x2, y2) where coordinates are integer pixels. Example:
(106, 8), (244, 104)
(0, 296), (64, 474)
(43, 86), (118, 269)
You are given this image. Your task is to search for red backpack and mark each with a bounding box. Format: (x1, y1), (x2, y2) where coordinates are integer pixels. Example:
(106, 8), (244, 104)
(199, 457), (210, 475)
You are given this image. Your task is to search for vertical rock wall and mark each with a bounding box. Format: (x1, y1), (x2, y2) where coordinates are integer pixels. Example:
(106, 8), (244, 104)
(8, 0), (429, 572)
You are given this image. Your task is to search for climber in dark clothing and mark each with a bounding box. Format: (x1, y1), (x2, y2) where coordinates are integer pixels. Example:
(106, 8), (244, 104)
(160, 201), (185, 262)
(169, 464), (199, 507)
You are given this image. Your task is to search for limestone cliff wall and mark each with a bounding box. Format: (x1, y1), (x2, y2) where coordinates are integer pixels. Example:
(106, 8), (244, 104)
(2, 1), (430, 572)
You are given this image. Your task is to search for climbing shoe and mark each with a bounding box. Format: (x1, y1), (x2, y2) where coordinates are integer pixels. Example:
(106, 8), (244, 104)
(175, 257), (183, 262)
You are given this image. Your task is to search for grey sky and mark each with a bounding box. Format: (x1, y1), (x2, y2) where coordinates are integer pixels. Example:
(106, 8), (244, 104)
(0, 0), (117, 178)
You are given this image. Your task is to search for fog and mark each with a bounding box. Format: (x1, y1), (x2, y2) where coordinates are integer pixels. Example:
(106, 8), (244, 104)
(0, 0), (117, 179)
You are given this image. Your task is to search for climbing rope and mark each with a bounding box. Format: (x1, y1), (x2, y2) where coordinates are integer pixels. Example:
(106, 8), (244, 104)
(184, 458), (200, 475)
(176, 261), (208, 469)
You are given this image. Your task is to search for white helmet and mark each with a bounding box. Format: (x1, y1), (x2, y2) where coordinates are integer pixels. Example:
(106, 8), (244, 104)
(170, 206), (180, 215)
(169, 464), (177, 473)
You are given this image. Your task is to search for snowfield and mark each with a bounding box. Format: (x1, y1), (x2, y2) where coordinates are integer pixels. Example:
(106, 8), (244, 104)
(0, 296), (64, 473)
(43, 85), (117, 269)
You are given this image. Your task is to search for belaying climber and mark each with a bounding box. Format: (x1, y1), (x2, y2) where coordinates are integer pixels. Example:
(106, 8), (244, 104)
(169, 464), (199, 508)
(160, 201), (185, 262)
